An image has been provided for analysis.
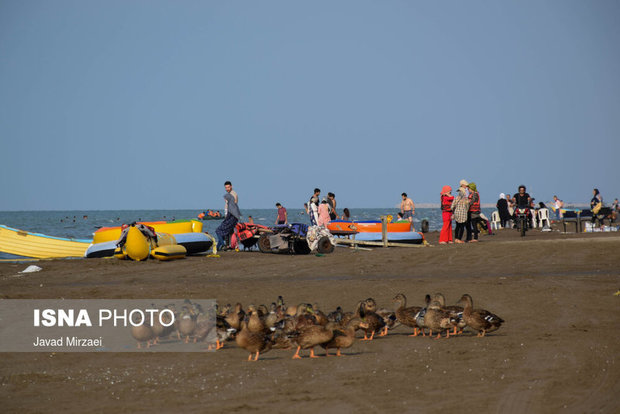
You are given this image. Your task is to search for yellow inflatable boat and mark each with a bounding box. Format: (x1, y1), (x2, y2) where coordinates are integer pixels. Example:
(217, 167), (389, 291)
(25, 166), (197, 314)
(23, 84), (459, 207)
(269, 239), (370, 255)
(0, 224), (91, 259)
(115, 228), (188, 261)
(93, 220), (203, 244)
(151, 244), (187, 261)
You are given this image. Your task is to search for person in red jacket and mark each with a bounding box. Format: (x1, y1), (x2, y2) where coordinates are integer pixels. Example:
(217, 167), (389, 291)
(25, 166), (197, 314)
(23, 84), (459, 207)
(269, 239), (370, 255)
(439, 185), (454, 244)
(466, 182), (482, 242)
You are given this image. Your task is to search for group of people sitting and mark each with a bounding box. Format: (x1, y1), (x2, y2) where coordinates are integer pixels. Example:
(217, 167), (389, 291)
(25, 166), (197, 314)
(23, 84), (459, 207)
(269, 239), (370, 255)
(198, 210), (222, 219)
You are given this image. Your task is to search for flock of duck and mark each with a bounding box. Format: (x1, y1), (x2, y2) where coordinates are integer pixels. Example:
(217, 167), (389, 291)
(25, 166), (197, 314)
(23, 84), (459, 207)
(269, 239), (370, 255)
(131, 293), (504, 361)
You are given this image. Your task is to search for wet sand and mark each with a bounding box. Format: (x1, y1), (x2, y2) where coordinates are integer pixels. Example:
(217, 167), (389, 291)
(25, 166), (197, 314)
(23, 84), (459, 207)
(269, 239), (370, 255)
(0, 227), (619, 413)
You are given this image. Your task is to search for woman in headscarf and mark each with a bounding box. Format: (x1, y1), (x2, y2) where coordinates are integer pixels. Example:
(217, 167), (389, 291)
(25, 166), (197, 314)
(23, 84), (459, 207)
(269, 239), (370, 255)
(466, 182), (482, 242)
(497, 193), (511, 228)
(317, 199), (331, 227)
(590, 188), (603, 224)
(439, 185), (454, 244)
(451, 187), (469, 243)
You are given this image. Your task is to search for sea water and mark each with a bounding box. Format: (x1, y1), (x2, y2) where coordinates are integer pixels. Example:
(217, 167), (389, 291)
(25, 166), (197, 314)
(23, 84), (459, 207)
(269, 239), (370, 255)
(0, 207), (496, 259)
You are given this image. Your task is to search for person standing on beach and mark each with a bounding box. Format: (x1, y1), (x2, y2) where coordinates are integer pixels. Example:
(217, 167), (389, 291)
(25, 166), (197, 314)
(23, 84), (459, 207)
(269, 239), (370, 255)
(327, 192), (338, 220)
(506, 191), (515, 217)
(466, 182), (482, 242)
(341, 208), (351, 221)
(459, 179), (469, 193)
(400, 193), (415, 231)
(497, 193), (511, 228)
(308, 188), (320, 225)
(590, 188), (603, 224)
(223, 181), (238, 216)
(318, 199), (331, 227)
(275, 203), (288, 225)
(439, 185), (454, 244)
(451, 187), (469, 243)
(552, 195), (564, 220)
(216, 181), (241, 251)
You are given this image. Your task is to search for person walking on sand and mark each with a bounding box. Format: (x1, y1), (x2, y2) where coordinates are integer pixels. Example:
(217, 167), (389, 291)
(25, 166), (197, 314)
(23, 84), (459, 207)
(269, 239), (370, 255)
(590, 188), (603, 224)
(216, 181), (241, 251)
(439, 185), (454, 244)
(590, 188), (603, 211)
(466, 182), (482, 242)
(400, 192), (416, 231)
(275, 203), (288, 225)
(451, 187), (469, 243)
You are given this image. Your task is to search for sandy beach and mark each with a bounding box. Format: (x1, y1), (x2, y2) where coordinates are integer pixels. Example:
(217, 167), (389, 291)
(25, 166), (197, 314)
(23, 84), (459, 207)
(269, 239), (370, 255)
(1, 228), (619, 413)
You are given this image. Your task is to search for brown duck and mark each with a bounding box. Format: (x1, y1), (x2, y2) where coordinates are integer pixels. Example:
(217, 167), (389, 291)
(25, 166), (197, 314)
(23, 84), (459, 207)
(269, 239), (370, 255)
(131, 322), (155, 349)
(178, 307), (197, 343)
(433, 293), (466, 335)
(392, 293), (424, 336)
(235, 321), (272, 361)
(291, 324), (334, 359)
(458, 294), (504, 337)
(376, 308), (399, 335)
(423, 300), (458, 339)
(357, 301), (386, 340)
(320, 318), (368, 357)
(246, 306), (266, 333)
(225, 303), (245, 332)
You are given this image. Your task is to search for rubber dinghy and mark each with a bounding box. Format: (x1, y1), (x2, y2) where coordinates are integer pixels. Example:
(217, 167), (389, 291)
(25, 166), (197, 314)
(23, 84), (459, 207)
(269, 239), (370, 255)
(352, 231), (424, 244)
(0, 224), (91, 258)
(85, 232), (213, 259)
(327, 220), (411, 233)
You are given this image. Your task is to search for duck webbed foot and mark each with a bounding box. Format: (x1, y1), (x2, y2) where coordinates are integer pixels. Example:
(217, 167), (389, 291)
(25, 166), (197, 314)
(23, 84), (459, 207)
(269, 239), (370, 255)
(292, 346), (302, 359)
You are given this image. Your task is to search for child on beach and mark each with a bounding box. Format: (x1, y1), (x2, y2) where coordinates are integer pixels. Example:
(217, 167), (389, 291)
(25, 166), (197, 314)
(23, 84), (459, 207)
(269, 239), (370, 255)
(439, 185), (454, 244)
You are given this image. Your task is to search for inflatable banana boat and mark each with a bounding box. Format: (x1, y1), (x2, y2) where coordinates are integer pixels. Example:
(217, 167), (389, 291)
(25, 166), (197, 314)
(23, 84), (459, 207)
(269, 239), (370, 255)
(85, 229), (213, 260)
(93, 220), (203, 244)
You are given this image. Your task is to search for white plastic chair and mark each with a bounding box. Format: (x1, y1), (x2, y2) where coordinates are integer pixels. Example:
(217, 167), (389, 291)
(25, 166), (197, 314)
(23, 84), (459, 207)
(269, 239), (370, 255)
(538, 208), (551, 229)
(490, 211), (502, 230)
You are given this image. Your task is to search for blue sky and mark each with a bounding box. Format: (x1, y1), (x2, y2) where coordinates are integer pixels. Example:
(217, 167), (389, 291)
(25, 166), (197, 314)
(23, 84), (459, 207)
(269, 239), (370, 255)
(1, 0), (618, 210)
